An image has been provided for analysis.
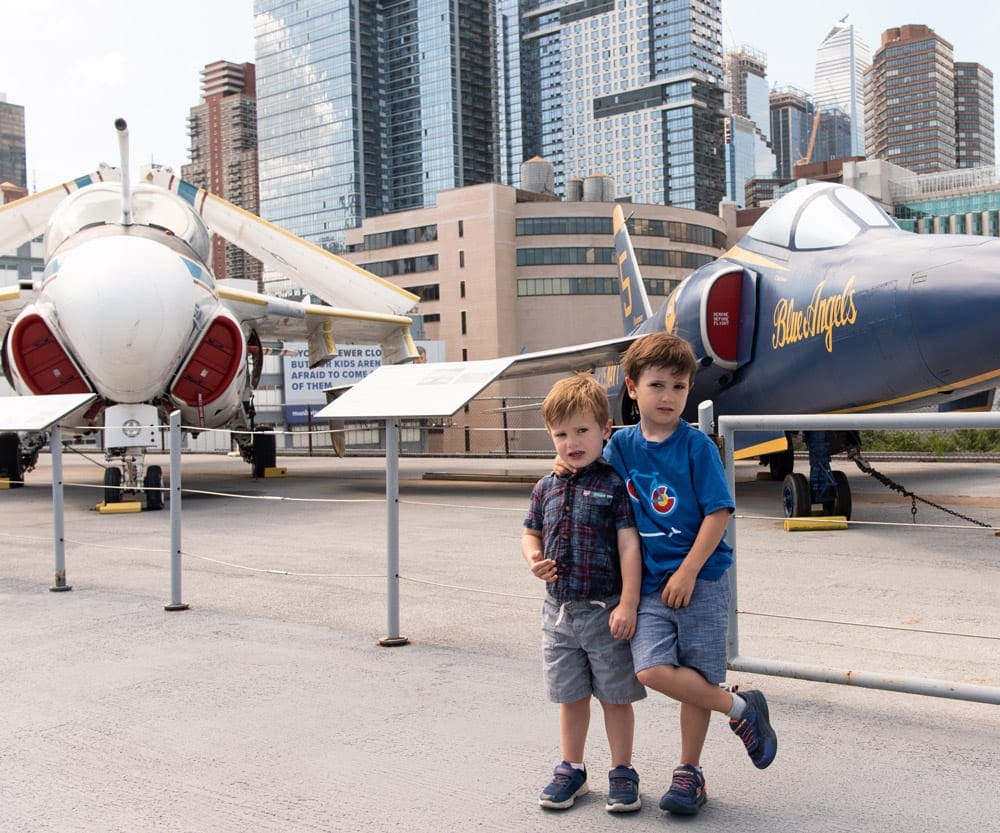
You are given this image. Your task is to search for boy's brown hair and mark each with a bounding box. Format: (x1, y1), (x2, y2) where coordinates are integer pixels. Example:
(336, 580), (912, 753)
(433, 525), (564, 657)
(541, 373), (611, 428)
(621, 333), (698, 384)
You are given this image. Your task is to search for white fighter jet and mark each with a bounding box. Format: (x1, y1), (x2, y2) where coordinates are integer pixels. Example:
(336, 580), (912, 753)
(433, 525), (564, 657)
(0, 119), (418, 506)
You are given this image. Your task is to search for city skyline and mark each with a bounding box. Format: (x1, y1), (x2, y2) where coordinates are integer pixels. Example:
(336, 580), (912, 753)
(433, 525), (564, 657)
(1, 1), (996, 193)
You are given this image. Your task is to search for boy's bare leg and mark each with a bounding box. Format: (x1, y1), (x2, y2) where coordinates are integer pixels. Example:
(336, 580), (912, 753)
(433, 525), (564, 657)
(638, 664), (733, 764)
(679, 702), (711, 766)
(560, 696), (592, 763)
(599, 701), (635, 767)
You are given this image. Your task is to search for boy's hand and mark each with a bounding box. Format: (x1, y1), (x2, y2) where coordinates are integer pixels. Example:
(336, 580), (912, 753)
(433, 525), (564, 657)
(528, 550), (558, 583)
(552, 454), (575, 477)
(661, 570), (696, 609)
(609, 603), (636, 640)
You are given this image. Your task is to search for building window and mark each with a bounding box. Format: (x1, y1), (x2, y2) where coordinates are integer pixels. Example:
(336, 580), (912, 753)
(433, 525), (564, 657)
(462, 348), (468, 362)
(403, 284), (440, 302)
(460, 280), (466, 298)
(461, 311), (467, 335)
(458, 220), (464, 238)
(459, 250), (465, 268)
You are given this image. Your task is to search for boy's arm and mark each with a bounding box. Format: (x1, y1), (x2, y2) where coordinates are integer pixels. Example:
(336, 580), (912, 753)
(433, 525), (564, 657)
(609, 526), (641, 640)
(661, 508), (730, 609)
(521, 528), (557, 583)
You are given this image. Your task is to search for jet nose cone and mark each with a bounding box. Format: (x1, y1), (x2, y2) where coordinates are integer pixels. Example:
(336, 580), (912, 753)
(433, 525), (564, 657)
(44, 234), (215, 402)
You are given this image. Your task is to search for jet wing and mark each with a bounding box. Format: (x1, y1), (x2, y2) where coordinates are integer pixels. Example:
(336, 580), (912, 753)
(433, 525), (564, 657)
(0, 283), (32, 341)
(143, 168), (419, 318)
(0, 167), (120, 254)
(496, 335), (642, 379)
(218, 284), (417, 367)
(318, 336), (643, 420)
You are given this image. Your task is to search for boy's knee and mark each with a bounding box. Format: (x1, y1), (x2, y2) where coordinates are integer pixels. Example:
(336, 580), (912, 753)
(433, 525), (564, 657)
(636, 664), (676, 691)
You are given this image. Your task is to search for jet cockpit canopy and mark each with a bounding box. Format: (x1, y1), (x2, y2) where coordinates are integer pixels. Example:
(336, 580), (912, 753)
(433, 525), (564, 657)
(45, 181), (211, 264)
(746, 182), (898, 251)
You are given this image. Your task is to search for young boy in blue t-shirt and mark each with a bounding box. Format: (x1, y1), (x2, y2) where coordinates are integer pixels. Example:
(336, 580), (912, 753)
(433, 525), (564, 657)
(556, 333), (777, 817)
(522, 374), (645, 813)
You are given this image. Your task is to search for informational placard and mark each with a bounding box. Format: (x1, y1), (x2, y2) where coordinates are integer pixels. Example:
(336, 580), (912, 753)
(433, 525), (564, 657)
(282, 341), (443, 405)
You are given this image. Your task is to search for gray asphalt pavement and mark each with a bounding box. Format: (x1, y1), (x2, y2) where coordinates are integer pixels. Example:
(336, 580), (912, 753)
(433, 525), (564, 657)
(2, 453), (998, 832)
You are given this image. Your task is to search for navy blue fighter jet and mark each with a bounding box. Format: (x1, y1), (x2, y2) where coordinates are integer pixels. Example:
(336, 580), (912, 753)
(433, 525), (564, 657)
(600, 181), (1000, 518)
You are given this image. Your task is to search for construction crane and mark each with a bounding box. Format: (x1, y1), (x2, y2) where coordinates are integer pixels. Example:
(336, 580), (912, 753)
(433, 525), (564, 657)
(796, 108), (823, 168)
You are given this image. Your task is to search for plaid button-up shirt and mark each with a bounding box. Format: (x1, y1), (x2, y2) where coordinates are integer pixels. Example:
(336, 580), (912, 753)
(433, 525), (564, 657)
(524, 460), (636, 603)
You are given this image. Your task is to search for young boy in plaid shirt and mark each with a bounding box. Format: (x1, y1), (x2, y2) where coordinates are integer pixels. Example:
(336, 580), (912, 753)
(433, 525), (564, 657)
(522, 374), (645, 813)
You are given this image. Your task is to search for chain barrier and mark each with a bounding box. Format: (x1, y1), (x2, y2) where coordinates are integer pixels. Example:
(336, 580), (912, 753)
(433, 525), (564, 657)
(846, 447), (993, 529)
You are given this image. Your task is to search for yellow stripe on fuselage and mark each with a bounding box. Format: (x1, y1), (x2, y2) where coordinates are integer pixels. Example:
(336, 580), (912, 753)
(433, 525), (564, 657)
(721, 245), (791, 273)
(733, 436), (789, 460)
(831, 367), (1000, 413)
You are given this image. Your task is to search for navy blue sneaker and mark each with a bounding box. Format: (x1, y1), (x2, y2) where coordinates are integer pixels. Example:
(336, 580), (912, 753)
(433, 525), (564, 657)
(730, 689), (777, 769)
(538, 761), (588, 809)
(606, 766), (641, 813)
(659, 764), (706, 815)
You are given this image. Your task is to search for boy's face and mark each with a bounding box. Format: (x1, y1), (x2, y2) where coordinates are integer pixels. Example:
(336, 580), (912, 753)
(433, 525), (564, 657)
(547, 411), (612, 469)
(624, 364), (691, 437)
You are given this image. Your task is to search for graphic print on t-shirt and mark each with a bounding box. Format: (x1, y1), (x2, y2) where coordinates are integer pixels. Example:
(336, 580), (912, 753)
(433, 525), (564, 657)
(626, 471), (678, 516)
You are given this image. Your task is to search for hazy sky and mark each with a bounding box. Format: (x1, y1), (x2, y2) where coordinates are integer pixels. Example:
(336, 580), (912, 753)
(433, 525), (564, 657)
(1, 1), (996, 193)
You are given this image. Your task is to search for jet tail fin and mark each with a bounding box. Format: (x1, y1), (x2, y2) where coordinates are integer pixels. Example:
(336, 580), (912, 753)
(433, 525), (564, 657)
(613, 204), (653, 334)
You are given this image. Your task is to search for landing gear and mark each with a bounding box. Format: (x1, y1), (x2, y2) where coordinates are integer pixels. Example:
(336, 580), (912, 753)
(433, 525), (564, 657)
(779, 431), (856, 519)
(822, 470), (852, 519)
(143, 464), (164, 511)
(103, 466), (123, 503)
(0, 432), (23, 487)
(782, 473), (810, 518)
(252, 429), (276, 478)
(101, 450), (166, 509)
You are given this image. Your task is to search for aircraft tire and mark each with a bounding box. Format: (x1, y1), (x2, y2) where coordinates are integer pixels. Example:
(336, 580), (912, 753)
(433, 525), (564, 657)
(252, 429), (277, 478)
(144, 465), (164, 511)
(782, 472), (810, 518)
(830, 470), (852, 520)
(0, 432), (23, 488)
(103, 467), (123, 504)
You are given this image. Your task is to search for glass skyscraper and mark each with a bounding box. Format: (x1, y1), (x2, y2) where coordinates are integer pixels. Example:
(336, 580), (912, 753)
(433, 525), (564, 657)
(769, 86), (814, 178)
(253, 0), (497, 261)
(513, 0), (726, 211)
(723, 46), (777, 206)
(814, 19), (870, 158)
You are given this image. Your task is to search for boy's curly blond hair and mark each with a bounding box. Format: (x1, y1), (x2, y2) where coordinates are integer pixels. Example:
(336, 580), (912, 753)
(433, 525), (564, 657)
(541, 373), (611, 428)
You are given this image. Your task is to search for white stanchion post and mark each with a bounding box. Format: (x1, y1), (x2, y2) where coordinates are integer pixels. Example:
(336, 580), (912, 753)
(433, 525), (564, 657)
(165, 410), (188, 611)
(380, 417), (408, 646)
(49, 426), (72, 592)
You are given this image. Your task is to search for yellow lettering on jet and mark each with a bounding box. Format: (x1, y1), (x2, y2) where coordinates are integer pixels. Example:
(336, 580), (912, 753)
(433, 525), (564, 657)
(771, 277), (858, 353)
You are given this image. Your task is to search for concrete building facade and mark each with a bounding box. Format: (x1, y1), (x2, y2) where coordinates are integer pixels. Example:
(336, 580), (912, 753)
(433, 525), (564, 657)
(0, 94), (26, 190)
(182, 61), (262, 287)
(865, 25), (957, 173)
(954, 62), (996, 168)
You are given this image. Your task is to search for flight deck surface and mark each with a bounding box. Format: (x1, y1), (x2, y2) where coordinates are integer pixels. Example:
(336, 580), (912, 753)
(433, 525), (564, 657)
(2, 453), (998, 832)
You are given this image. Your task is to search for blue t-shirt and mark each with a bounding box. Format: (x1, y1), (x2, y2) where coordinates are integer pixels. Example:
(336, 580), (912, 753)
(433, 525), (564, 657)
(604, 420), (734, 594)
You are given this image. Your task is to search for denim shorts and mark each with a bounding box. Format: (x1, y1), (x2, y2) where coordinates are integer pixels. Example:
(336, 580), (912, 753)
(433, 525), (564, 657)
(630, 575), (731, 685)
(541, 595), (647, 705)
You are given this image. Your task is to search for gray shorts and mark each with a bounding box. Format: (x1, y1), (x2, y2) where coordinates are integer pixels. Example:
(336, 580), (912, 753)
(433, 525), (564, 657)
(541, 595), (646, 705)
(630, 576), (731, 685)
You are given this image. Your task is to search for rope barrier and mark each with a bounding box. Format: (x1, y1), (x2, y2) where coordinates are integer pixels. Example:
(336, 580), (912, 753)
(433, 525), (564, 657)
(737, 609), (999, 642)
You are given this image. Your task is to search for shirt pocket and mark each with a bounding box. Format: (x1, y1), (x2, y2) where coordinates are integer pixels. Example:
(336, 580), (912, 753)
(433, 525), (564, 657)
(581, 490), (615, 527)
